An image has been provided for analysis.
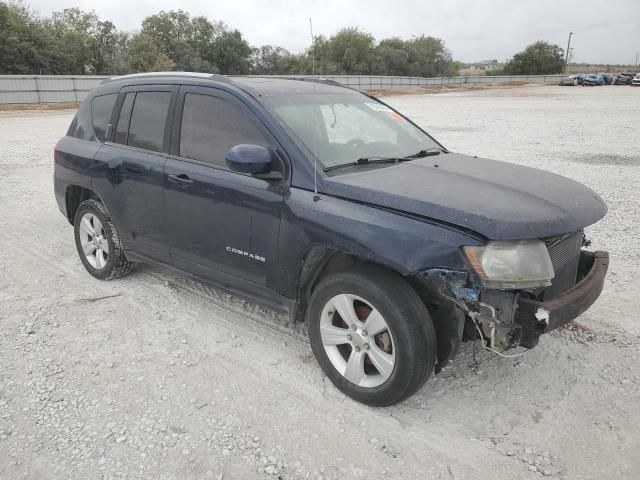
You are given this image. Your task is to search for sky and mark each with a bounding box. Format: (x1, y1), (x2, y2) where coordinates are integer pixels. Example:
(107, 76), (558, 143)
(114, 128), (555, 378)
(27, 0), (640, 65)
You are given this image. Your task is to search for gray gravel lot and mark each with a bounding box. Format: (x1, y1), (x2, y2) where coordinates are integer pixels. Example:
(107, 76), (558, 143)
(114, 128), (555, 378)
(0, 85), (639, 480)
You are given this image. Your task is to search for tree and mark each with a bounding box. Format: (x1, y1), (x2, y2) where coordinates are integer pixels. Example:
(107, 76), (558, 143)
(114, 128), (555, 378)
(171, 40), (215, 72)
(373, 38), (410, 75)
(141, 10), (193, 60)
(320, 27), (375, 74)
(275, 52), (310, 75)
(140, 10), (252, 73)
(252, 45), (291, 75)
(502, 41), (565, 75)
(190, 15), (225, 65)
(0, 1), (43, 74)
(211, 29), (252, 74)
(305, 30), (457, 77)
(91, 20), (129, 74)
(141, 10), (214, 71)
(47, 8), (99, 74)
(127, 33), (175, 72)
(305, 35), (336, 74)
(404, 36), (457, 77)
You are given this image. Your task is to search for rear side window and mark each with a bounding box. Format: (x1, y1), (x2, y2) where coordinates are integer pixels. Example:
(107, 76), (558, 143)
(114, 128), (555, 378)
(127, 92), (171, 152)
(67, 115), (80, 137)
(91, 94), (117, 142)
(179, 93), (268, 168)
(67, 100), (93, 140)
(113, 92), (135, 145)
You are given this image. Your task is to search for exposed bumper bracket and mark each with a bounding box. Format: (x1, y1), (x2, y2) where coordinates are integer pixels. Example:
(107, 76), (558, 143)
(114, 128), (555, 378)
(515, 250), (609, 348)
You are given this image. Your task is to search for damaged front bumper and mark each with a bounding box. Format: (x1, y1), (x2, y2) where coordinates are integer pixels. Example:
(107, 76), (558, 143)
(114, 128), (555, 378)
(515, 250), (609, 347)
(417, 250), (609, 365)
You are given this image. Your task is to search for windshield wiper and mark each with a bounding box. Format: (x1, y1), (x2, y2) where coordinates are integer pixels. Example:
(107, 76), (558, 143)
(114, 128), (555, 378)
(323, 156), (407, 172)
(323, 147), (446, 172)
(404, 147), (446, 158)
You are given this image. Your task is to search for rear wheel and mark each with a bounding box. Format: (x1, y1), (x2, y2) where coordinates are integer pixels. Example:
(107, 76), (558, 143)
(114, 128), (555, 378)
(306, 265), (436, 406)
(74, 199), (132, 280)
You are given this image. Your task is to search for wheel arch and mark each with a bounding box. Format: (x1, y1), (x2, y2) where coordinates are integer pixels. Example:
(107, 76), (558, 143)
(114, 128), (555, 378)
(292, 248), (382, 321)
(291, 246), (430, 322)
(291, 246), (465, 371)
(65, 185), (103, 225)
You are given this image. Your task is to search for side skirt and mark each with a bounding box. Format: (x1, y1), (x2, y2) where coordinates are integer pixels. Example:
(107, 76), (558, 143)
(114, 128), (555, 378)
(126, 250), (295, 318)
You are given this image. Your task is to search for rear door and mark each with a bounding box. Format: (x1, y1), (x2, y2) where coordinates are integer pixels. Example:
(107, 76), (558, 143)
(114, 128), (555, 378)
(92, 85), (178, 259)
(163, 85), (288, 292)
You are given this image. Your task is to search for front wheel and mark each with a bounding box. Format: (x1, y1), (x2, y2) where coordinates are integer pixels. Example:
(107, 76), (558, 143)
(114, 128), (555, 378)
(306, 265), (437, 406)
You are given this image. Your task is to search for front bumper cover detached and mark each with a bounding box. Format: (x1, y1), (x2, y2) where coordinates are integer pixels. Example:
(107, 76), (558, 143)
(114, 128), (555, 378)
(516, 251), (609, 347)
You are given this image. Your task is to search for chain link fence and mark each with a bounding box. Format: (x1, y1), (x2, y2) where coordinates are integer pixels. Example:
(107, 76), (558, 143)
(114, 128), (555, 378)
(0, 74), (565, 104)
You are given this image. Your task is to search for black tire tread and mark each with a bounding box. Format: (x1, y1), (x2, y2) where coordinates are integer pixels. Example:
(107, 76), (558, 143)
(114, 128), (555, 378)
(74, 199), (132, 280)
(307, 263), (437, 406)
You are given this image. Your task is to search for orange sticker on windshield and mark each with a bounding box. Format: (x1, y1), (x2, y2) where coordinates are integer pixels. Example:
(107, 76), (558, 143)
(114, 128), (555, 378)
(389, 112), (405, 121)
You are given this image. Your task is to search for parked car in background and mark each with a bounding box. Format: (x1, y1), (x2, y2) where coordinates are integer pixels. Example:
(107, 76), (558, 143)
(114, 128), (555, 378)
(582, 74), (605, 86)
(559, 75), (577, 86)
(559, 74), (590, 86)
(632, 74), (640, 87)
(614, 73), (634, 85)
(559, 74), (585, 86)
(572, 73), (586, 85)
(597, 73), (613, 85)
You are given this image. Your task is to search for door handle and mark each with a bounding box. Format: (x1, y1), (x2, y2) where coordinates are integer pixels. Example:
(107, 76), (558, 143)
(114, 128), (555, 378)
(167, 173), (194, 185)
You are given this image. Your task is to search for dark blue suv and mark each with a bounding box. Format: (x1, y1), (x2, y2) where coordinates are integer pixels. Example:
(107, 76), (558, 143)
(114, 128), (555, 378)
(54, 73), (609, 406)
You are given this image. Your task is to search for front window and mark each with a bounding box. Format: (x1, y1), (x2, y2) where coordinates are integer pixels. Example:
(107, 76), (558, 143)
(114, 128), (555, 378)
(263, 92), (441, 171)
(179, 93), (268, 169)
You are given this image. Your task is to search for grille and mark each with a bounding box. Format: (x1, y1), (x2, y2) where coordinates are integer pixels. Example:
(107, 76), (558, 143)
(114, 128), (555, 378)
(543, 231), (583, 300)
(546, 231), (583, 271)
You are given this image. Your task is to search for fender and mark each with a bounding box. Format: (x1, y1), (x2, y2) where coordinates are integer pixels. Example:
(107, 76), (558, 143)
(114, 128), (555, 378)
(276, 187), (484, 300)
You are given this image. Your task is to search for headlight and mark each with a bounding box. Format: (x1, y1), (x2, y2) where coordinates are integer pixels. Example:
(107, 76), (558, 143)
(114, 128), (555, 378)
(463, 240), (554, 290)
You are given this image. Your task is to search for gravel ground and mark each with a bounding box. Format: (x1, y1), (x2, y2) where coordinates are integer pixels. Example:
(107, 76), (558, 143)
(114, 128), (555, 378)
(0, 85), (639, 480)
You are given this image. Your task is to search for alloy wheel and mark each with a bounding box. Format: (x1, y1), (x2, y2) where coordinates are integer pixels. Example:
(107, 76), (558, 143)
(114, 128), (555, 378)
(78, 213), (109, 269)
(320, 294), (396, 388)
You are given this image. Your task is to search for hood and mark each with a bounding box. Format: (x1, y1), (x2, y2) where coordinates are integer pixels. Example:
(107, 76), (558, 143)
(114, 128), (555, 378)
(322, 153), (607, 240)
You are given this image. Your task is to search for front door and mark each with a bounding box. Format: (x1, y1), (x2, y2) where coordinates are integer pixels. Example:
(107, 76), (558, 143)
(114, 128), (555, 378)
(163, 86), (287, 292)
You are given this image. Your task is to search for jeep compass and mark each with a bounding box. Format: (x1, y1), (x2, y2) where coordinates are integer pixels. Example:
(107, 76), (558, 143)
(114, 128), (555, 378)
(54, 73), (609, 406)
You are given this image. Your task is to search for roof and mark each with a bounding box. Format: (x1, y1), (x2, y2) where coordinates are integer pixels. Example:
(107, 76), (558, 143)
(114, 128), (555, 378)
(230, 76), (356, 96)
(101, 72), (356, 96)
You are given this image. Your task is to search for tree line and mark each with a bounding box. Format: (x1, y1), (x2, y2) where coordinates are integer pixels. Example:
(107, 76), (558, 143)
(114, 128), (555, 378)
(0, 2), (459, 77)
(1, 1), (567, 77)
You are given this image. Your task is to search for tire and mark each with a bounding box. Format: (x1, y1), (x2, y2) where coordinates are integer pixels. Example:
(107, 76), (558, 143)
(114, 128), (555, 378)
(306, 264), (437, 406)
(74, 199), (132, 280)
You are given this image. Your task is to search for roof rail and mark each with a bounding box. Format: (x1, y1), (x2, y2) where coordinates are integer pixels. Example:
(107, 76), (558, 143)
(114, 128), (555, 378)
(100, 72), (232, 85)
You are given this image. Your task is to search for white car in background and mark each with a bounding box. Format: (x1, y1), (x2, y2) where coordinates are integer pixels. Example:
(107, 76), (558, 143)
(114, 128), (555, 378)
(632, 74), (640, 86)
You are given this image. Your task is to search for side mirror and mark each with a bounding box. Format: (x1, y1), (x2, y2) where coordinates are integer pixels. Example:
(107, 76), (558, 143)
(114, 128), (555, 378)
(225, 144), (272, 175)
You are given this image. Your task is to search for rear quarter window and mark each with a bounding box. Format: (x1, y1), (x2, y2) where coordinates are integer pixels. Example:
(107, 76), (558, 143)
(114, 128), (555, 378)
(91, 94), (117, 142)
(66, 100), (93, 140)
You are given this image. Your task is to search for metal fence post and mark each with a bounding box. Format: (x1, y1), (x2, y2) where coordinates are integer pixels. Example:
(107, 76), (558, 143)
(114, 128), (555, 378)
(72, 77), (78, 102)
(34, 76), (41, 104)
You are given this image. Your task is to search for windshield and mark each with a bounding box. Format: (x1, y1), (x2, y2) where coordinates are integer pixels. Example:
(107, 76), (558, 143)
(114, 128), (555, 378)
(263, 92), (442, 171)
